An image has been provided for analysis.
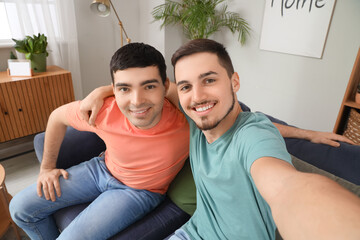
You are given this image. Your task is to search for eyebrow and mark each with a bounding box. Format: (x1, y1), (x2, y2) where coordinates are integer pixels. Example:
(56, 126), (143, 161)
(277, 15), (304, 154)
(176, 71), (218, 86)
(115, 79), (160, 88)
(199, 71), (217, 79)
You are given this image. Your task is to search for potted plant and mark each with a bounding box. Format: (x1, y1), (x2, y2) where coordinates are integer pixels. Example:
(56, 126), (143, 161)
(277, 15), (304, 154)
(12, 33), (49, 72)
(152, 0), (251, 44)
(355, 82), (360, 104)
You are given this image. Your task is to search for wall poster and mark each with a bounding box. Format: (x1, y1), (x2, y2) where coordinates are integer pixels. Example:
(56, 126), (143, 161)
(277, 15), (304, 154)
(260, 0), (337, 58)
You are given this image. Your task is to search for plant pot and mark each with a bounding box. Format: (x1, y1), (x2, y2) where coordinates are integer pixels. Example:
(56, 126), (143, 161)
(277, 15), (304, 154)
(356, 92), (360, 105)
(30, 53), (47, 72)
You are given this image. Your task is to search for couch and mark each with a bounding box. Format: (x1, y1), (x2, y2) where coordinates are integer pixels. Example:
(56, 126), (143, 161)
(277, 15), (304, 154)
(33, 103), (360, 239)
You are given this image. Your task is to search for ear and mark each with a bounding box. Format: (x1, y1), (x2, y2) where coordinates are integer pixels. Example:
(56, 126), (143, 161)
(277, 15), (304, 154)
(112, 83), (115, 94)
(231, 72), (240, 92)
(164, 77), (170, 94)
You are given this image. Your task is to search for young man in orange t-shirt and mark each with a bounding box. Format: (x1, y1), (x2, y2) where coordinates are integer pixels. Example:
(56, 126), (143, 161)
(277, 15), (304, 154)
(9, 43), (189, 240)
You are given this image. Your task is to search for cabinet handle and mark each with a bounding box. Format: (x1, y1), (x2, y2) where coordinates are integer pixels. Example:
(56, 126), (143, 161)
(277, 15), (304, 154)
(0, 105), (8, 115)
(18, 108), (22, 112)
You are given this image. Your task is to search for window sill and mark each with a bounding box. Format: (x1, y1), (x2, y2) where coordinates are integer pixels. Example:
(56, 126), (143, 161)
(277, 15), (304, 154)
(0, 40), (14, 48)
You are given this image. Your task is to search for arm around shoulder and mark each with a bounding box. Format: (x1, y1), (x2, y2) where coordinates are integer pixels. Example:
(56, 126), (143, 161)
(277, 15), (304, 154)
(79, 85), (113, 126)
(273, 123), (354, 147)
(251, 157), (360, 240)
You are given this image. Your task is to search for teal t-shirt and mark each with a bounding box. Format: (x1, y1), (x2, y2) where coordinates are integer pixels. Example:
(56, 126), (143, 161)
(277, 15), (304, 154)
(183, 111), (292, 240)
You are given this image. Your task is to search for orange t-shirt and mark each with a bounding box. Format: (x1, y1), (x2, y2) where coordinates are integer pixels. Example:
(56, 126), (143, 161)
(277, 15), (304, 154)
(65, 97), (189, 194)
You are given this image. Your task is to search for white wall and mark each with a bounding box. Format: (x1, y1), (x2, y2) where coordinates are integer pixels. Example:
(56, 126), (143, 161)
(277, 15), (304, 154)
(220, 0), (360, 132)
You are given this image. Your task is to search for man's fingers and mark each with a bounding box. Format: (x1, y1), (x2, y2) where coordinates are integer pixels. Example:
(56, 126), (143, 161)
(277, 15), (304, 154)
(53, 179), (62, 198)
(89, 107), (100, 126)
(47, 182), (56, 202)
(337, 136), (355, 145)
(42, 183), (50, 201)
(80, 111), (90, 122)
(61, 169), (69, 180)
(324, 139), (340, 148)
(328, 133), (355, 145)
(36, 182), (43, 197)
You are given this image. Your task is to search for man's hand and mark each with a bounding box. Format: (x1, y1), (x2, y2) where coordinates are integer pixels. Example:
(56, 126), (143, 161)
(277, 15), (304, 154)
(79, 96), (104, 127)
(273, 123), (355, 147)
(79, 85), (113, 126)
(306, 131), (354, 147)
(37, 168), (69, 202)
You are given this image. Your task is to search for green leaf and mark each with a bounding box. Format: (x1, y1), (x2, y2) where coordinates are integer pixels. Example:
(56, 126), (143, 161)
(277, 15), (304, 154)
(152, 0), (251, 45)
(25, 53), (32, 60)
(10, 51), (17, 59)
(11, 33), (49, 56)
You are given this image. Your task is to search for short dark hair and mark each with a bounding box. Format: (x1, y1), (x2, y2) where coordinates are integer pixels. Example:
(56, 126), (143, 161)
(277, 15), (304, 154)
(171, 39), (234, 79)
(110, 42), (167, 84)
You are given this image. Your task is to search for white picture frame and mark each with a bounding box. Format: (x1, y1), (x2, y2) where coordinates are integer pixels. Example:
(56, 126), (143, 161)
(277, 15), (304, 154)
(7, 59), (33, 77)
(260, 0), (337, 58)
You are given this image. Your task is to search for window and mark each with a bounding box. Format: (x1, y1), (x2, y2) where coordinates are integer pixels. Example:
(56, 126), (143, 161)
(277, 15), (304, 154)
(0, 0), (60, 48)
(0, 2), (13, 47)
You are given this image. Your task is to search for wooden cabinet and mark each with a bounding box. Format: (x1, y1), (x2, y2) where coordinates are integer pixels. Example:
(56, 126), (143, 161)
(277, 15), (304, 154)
(0, 66), (74, 143)
(333, 48), (360, 134)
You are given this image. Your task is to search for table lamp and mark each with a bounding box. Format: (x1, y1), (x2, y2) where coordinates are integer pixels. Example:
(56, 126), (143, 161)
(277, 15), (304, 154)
(90, 0), (131, 46)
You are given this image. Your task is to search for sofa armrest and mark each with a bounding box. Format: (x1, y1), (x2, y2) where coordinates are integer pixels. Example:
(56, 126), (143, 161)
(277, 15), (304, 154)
(249, 108), (360, 185)
(33, 126), (106, 169)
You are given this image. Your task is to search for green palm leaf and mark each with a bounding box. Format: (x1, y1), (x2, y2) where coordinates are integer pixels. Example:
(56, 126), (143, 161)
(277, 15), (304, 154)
(152, 0), (250, 44)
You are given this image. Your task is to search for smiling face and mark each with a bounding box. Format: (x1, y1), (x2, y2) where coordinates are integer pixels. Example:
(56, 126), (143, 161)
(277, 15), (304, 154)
(175, 52), (240, 135)
(113, 66), (169, 130)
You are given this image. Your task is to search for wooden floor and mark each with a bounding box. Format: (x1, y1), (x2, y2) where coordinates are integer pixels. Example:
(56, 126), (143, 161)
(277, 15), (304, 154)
(0, 135), (39, 196)
(1, 151), (39, 197)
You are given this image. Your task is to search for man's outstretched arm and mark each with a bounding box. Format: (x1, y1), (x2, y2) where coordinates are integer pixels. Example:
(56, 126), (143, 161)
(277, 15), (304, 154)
(251, 157), (360, 239)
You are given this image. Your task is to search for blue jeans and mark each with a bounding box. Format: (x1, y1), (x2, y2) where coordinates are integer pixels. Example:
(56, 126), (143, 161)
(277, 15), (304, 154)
(167, 229), (191, 240)
(9, 156), (165, 240)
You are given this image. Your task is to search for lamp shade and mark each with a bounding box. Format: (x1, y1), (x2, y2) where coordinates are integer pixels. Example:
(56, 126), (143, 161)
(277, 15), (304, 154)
(90, 0), (110, 17)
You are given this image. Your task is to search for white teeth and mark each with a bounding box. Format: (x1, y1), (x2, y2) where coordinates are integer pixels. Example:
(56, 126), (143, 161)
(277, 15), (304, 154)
(195, 104), (213, 112)
(132, 109), (147, 114)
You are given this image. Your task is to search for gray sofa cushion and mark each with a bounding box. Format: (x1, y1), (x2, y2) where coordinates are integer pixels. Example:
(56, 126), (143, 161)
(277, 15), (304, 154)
(291, 155), (360, 197)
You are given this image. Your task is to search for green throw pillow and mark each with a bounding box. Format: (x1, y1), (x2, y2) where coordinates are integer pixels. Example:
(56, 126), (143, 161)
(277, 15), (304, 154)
(167, 159), (196, 215)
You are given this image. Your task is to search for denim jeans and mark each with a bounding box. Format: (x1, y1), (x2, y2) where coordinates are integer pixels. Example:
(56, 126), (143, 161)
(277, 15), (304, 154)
(9, 156), (165, 240)
(167, 229), (191, 240)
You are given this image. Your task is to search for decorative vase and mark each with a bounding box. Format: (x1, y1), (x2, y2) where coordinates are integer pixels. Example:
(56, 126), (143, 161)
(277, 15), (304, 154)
(355, 92), (360, 105)
(30, 53), (47, 72)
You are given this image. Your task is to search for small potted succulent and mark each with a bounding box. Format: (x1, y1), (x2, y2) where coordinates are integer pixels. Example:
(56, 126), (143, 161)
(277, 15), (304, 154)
(356, 82), (360, 104)
(12, 33), (49, 72)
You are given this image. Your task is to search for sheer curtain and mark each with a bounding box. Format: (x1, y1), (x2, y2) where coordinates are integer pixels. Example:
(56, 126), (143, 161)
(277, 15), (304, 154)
(4, 0), (83, 99)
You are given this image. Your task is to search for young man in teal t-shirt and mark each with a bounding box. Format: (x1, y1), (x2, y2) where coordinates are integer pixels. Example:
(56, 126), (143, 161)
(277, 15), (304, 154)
(168, 39), (360, 240)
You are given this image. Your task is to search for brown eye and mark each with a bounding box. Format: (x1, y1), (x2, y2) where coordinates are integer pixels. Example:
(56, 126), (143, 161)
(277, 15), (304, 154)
(119, 87), (129, 92)
(179, 85), (191, 92)
(145, 85), (156, 90)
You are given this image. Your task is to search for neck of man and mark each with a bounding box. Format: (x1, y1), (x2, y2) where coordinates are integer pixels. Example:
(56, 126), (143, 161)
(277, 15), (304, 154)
(203, 101), (242, 144)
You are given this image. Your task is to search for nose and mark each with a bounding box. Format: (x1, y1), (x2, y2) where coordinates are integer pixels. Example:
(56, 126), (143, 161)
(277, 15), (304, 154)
(131, 90), (144, 106)
(192, 85), (206, 103)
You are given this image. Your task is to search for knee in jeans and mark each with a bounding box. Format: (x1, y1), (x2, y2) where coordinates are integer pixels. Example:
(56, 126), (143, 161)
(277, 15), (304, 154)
(9, 191), (36, 224)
